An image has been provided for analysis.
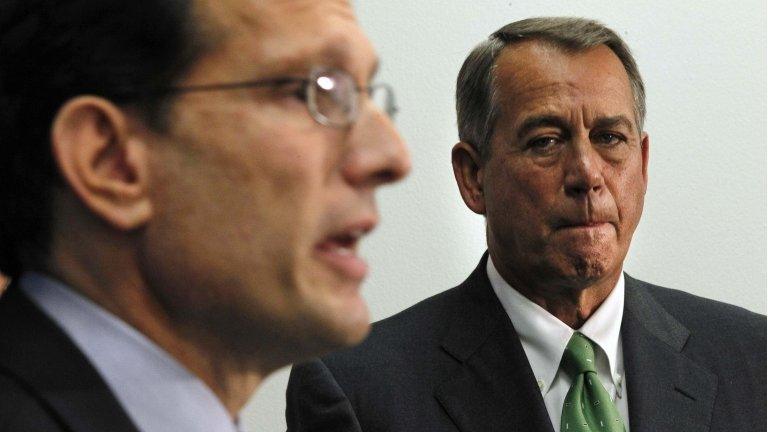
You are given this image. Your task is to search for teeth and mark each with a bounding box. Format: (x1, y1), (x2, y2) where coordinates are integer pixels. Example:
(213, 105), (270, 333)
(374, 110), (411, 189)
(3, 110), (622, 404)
(335, 246), (354, 256)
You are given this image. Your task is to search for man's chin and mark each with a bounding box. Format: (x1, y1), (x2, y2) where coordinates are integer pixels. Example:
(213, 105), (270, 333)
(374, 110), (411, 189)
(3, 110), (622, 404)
(324, 297), (372, 346)
(292, 308), (371, 362)
(549, 251), (618, 287)
(331, 318), (372, 348)
(301, 291), (371, 350)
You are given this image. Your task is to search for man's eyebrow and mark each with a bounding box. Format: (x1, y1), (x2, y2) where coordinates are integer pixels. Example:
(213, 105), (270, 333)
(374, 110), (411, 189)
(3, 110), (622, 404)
(592, 115), (635, 133)
(268, 42), (350, 76)
(515, 114), (637, 139)
(276, 44), (379, 84)
(516, 115), (570, 139)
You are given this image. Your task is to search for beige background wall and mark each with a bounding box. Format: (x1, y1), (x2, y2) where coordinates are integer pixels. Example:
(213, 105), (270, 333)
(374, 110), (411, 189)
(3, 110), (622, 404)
(243, 1), (767, 430)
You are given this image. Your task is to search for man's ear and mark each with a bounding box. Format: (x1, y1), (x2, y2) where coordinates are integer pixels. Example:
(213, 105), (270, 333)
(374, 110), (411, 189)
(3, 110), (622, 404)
(51, 96), (152, 231)
(451, 141), (486, 215)
(640, 132), (650, 193)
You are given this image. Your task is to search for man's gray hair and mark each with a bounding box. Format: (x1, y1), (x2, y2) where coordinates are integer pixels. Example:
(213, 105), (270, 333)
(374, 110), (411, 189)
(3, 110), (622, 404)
(456, 17), (645, 159)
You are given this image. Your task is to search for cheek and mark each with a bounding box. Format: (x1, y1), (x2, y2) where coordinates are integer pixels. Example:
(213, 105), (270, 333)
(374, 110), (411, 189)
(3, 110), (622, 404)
(506, 163), (561, 216)
(148, 106), (338, 272)
(610, 162), (646, 234)
(485, 161), (556, 234)
(192, 105), (332, 207)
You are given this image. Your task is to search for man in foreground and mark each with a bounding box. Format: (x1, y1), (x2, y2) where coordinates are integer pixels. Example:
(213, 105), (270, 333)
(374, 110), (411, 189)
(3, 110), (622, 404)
(287, 17), (765, 432)
(0, 1), (409, 430)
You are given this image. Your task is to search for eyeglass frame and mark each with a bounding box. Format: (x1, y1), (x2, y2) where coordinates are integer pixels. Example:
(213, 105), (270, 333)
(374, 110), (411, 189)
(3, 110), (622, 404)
(110, 66), (398, 128)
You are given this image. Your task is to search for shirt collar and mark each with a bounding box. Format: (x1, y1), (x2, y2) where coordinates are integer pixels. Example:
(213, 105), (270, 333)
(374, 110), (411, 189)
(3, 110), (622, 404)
(487, 257), (625, 392)
(20, 272), (240, 432)
(579, 271), (625, 382)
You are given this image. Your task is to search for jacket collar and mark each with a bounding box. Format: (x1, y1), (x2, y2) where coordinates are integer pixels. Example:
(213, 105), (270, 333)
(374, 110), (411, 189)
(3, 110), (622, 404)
(435, 253), (555, 432)
(434, 255), (717, 432)
(622, 275), (717, 432)
(0, 282), (139, 432)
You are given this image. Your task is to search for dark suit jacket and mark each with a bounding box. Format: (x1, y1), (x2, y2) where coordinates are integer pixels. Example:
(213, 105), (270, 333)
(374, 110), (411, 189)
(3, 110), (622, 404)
(287, 255), (766, 431)
(0, 282), (139, 432)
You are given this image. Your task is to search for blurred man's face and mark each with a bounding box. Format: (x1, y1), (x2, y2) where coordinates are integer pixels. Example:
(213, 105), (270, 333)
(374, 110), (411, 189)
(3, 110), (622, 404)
(483, 41), (648, 292)
(138, 0), (409, 366)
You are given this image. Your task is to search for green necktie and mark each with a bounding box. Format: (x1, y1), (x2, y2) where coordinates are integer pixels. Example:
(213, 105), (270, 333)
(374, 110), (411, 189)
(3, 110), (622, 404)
(560, 332), (625, 432)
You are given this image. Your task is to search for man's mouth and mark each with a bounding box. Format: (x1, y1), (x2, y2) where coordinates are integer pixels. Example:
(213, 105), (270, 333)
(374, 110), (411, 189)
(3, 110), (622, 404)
(315, 221), (375, 281)
(554, 219), (616, 237)
(558, 221), (610, 228)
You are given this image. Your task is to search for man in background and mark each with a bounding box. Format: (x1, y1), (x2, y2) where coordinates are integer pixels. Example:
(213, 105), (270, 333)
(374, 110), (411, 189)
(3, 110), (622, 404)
(287, 17), (765, 432)
(0, 0), (409, 430)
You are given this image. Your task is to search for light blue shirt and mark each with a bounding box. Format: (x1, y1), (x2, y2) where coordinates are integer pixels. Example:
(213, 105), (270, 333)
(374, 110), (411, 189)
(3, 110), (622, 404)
(20, 272), (242, 432)
(487, 258), (630, 431)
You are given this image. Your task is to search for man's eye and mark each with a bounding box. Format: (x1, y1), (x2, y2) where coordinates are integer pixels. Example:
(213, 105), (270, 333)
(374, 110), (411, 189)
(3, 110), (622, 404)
(527, 137), (561, 152)
(284, 82), (308, 102)
(593, 133), (624, 147)
(291, 87), (308, 102)
(268, 80), (307, 102)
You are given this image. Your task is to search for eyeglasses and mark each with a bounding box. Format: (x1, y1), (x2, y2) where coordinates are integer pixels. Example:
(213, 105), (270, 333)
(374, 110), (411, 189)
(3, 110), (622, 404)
(134, 66), (398, 128)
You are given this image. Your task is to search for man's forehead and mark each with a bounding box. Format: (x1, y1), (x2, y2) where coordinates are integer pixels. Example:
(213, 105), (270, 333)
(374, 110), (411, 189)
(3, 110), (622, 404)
(198, 0), (374, 76)
(494, 41), (635, 122)
(201, 0), (356, 41)
(496, 42), (627, 92)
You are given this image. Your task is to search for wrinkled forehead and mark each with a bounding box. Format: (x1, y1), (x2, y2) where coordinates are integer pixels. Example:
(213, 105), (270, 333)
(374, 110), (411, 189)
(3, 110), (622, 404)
(195, 0), (376, 78)
(497, 42), (629, 95)
(494, 41), (636, 123)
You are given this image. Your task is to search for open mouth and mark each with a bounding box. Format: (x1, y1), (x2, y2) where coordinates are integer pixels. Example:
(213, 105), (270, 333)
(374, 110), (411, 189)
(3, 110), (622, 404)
(315, 226), (372, 281)
(318, 230), (363, 255)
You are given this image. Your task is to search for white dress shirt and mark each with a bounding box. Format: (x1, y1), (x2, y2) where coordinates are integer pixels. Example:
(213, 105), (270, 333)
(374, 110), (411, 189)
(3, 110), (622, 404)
(20, 272), (242, 432)
(487, 259), (630, 431)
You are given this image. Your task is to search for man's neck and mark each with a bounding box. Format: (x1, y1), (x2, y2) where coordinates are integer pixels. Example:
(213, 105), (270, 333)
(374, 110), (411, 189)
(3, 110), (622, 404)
(490, 256), (621, 329)
(44, 250), (263, 419)
(518, 283), (616, 329)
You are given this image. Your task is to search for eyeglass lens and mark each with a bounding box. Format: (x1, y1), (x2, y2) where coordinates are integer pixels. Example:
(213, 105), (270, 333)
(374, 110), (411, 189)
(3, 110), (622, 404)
(309, 68), (396, 127)
(311, 69), (357, 127)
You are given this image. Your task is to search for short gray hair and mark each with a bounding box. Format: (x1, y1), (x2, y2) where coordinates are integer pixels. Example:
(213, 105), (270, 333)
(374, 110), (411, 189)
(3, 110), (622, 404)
(456, 17), (646, 159)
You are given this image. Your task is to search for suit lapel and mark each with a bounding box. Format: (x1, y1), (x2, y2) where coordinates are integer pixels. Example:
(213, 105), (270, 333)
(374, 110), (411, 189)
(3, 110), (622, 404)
(434, 255), (554, 432)
(622, 275), (717, 432)
(0, 283), (140, 432)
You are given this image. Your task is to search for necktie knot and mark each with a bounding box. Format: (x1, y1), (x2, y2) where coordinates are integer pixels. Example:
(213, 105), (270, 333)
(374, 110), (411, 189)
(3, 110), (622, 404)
(561, 332), (597, 377)
(559, 332), (625, 431)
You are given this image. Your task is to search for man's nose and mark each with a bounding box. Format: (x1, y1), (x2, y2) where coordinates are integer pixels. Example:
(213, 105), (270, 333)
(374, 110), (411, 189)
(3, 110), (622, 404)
(563, 136), (605, 198)
(342, 104), (411, 188)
